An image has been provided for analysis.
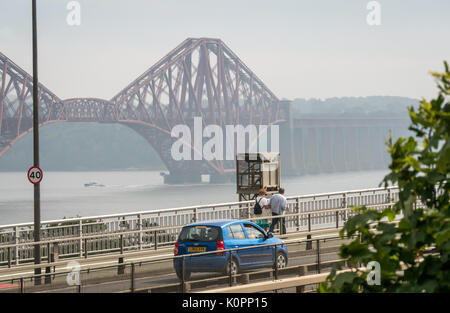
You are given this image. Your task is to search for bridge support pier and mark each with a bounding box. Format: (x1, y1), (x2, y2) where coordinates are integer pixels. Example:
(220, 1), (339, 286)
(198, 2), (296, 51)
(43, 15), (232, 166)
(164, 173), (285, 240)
(279, 100), (298, 177)
(163, 173), (201, 184)
(210, 173), (233, 184)
(162, 172), (233, 184)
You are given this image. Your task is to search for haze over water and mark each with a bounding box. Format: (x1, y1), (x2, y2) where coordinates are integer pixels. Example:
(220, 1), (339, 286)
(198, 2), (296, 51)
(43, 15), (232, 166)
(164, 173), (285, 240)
(0, 170), (388, 225)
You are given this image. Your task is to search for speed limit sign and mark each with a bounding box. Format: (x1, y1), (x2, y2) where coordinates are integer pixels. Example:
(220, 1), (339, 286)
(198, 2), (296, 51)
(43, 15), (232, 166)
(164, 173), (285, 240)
(27, 166), (43, 184)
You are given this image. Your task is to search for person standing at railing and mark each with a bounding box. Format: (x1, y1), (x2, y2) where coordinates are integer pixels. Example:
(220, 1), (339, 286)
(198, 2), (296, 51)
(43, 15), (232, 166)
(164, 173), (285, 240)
(254, 189), (271, 232)
(268, 187), (287, 235)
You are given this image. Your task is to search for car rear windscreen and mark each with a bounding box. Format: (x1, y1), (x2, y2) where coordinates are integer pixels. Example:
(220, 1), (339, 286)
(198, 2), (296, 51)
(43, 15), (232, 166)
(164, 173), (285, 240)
(178, 226), (222, 242)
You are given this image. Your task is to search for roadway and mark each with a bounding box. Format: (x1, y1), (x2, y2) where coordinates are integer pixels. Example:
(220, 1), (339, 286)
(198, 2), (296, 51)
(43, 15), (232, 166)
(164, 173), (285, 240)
(0, 228), (350, 293)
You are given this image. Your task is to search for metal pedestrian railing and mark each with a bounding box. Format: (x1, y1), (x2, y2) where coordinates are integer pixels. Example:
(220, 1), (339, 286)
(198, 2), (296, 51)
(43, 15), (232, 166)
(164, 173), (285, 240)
(0, 186), (401, 266)
(0, 234), (354, 293)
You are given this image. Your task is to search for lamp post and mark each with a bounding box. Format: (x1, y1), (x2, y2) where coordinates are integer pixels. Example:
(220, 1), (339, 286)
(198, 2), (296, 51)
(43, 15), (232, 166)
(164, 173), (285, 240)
(32, 0), (41, 285)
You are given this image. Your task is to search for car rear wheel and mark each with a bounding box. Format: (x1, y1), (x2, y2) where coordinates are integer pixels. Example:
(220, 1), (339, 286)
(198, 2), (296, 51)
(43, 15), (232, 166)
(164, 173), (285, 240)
(276, 252), (287, 269)
(224, 258), (239, 276)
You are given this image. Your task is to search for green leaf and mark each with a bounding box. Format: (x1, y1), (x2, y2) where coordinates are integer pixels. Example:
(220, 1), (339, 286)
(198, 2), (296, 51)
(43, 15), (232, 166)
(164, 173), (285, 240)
(319, 61), (450, 293)
(436, 228), (450, 246)
(332, 272), (358, 290)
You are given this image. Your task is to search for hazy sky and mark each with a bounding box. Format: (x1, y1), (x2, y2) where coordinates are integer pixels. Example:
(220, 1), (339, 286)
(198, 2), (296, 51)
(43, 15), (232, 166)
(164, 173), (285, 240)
(0, 0), (449, 101)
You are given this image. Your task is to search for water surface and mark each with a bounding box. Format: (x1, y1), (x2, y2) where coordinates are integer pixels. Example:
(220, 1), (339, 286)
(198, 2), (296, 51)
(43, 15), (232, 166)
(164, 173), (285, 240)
(0, 170), (388, 224)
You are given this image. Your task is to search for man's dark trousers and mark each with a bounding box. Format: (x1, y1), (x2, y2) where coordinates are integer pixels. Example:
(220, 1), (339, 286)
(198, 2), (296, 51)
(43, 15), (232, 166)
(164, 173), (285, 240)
(269, 212), (286, 235)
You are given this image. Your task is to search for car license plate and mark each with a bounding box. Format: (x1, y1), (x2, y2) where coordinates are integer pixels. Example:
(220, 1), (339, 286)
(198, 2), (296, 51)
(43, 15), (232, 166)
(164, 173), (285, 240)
(188, 247), (206, 252)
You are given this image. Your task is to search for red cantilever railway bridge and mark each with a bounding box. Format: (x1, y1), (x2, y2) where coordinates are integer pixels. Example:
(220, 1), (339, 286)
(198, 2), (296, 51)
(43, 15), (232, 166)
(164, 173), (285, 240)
(0, 38), (409, 183)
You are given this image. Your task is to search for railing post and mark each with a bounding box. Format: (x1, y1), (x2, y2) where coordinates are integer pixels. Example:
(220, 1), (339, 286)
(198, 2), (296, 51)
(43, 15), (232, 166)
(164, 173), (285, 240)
(316, 240), (321, 274)
(306, 234), (312, 250)
(308, 214), (311, 232)
(84, 238), (88, 259)
(51, 242), (59, 279)
(44, 242), (51, 284)
(47, 243), (50, 263)
(181, 256), (186, 293)
(296, 266), (305, 293)
(45, 265), (51, 285)
(193, 208), (198, 223)
(118, 257), (125, 275)
(14, 226), (19, 265)
(296, 198), (300, 231)
(336, 211), (339, 228)
(154, 231), (158, 251)
(229, 250), (233, 287)
(120, 234), (124, 254)
(130, 263), (135, 293)
(79, 220), (83, 257)
(274, 244), (278, 280)
(7, 247), (11, 268)
(342, 193), (347, 208)
(138, 214), (143, 251)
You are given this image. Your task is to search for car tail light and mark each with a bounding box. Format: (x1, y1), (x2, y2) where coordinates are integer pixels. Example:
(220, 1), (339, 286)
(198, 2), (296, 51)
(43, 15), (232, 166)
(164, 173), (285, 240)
(216, 240), (225, 256)
(174, 241), (179, 256)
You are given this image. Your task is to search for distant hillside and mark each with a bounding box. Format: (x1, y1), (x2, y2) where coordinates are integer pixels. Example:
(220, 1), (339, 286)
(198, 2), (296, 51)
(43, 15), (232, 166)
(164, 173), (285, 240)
(0, 123), (166, 172)
(291, 96), (419, 118)
(0, 96), (419, 171)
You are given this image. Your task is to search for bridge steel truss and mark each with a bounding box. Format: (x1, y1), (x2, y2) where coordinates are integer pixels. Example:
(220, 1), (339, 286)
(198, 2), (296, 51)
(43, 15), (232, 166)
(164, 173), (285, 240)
(0, 39), (283, 182)
(0, 52), (65, 155)
(110, 38), (283, 181)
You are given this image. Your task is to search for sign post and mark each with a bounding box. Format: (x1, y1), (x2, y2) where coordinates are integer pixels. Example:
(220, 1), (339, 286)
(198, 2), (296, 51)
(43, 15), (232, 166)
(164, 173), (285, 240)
(32, 0), (41, 286)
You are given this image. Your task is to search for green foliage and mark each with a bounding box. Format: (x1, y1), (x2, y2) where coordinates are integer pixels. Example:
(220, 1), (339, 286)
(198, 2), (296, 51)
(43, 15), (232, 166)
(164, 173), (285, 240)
(319, 62), (450, 293)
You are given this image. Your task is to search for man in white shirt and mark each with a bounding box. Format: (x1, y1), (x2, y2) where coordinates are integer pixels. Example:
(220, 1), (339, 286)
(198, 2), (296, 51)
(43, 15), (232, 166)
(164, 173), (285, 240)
(268, 187), (287, 234)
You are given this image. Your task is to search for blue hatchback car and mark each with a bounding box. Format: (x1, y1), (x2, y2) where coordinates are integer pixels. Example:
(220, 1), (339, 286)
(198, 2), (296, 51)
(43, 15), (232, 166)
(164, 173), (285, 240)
(173, 219), (288, 280)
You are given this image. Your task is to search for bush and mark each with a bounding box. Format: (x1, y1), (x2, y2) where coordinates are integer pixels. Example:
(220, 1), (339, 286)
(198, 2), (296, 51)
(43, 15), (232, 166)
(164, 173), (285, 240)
(319, 61), (449, 293)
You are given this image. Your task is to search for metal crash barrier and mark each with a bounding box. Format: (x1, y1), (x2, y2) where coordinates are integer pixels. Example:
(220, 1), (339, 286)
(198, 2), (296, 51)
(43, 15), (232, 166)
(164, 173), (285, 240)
(0, 186), (402, 266)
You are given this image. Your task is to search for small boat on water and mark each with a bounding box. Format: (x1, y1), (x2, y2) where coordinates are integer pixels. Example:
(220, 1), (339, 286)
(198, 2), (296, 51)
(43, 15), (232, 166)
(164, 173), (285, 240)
(84, 182), (105, 187)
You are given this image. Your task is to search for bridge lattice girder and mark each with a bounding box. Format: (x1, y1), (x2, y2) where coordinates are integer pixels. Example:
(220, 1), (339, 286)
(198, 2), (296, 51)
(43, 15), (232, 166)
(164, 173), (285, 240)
(0, 38), (282, 176)
(111, 38), (281, 130)
(0, 52), (65, 150)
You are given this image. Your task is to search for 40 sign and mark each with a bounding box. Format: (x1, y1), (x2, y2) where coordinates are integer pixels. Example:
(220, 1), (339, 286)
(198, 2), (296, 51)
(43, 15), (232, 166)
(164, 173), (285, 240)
(27, 166), (43, 184)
